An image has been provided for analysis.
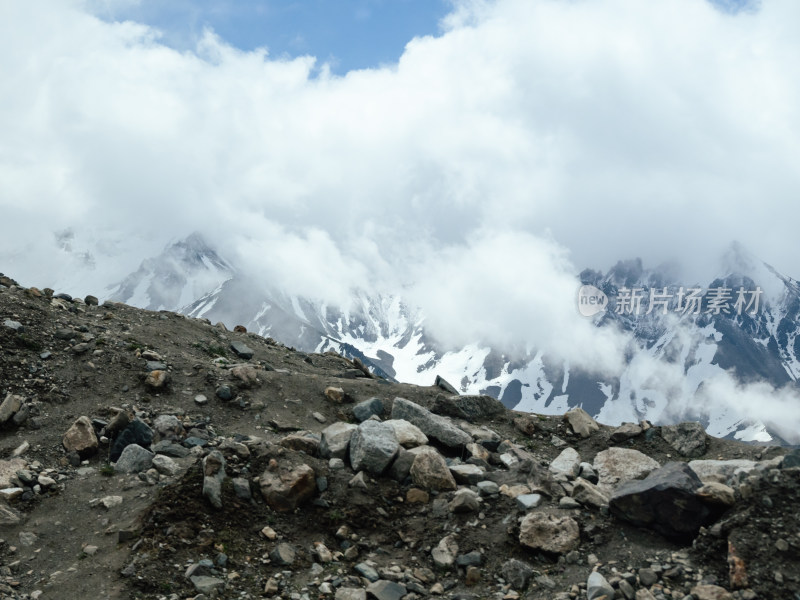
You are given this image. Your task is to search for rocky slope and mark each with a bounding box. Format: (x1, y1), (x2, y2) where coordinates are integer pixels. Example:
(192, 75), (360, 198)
(1, 272), (798, 600)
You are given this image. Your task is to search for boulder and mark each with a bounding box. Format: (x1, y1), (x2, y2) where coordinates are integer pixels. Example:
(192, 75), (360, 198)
(549, 447), (581, 479)
(391, 397), (471, 449)
(324, 386), (347, 403)
(609, 422), (643, 443)
(434, 375), (459, 395)
(383, 419), (428, 448)
(449, 464), (485, 485)
(387, 447), (414, 482)
(587, 571), (615, 600)
(114, 444), (154, 474)
(259, 463), (316, 512)
(660, 422), (708, 457)
(366, 580), (407, 600)
(280, 431), (321, 456)
(688, 459), (758, 483)
(229, 341), (254, 359)
(571, 479), (609, 509)
(432, 394), (505, 422)
(349, 420), (399, 475)
(409, 447), (457, 491)
(564, 407), (599, 438)
(431, 534), (459, 568)
(609, 462), (713, 542)
(519, 513), (580, 554)
(230, 365), (260, 388)
(110, 420), (154, 462)
(152, 414), (184, 442)
(319, 422), (357, 460)
(63, 416), (99, 458)
(352, 397), (384, 422)
(594, 447), (660, 493)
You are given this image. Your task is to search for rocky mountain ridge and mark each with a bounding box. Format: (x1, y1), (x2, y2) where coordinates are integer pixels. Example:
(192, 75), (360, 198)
(1, 272), (799, 599)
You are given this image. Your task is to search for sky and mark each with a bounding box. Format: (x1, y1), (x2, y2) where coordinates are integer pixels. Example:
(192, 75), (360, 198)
(1, 0), (799, 354)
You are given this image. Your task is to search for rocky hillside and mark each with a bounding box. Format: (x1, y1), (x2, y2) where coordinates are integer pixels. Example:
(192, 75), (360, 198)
(0, 272), (798, 600)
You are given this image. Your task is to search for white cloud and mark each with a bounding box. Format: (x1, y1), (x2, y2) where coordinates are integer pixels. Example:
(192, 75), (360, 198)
(1, 0), (799, 367)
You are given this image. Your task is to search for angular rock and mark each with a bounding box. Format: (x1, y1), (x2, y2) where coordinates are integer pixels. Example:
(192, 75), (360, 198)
(387, 447), (414, 482)
(391, 397), (471, 449)
(203, 450), (226, 509)
(0, 502), (22, 526)
(571, 479), (609, 509)
(110, 420), (154, 462)
(432, 534), (458, 568)
(0, 458), (26, 488)
(230, 365), (260, 388)
(349, 420), (399, 475)
(152, 414), (184, 442)
(587, 571), (615, 600)
(564, 407), (599, 438)
(688, 459), (758, 483)
(549, 447), (581, 479)
(114, 444), (154, 474)
(502, 558), (534, 591)
(151, 454), (180, 476)
(594, 447), (660, 493)
(696, 482), (736, 507)
(516, 493), (543, 510)
(337, 588), (367, 600)
(270, 543), (296, 566)
(660, 422), (708, 457)
(449, 463), (485, 485)
(320, 422), (358, 460)
(230, 340), (254, 359)
(216, 384), (233, 401)
(0, 393), (23, 425)
(366, 579), (407, 600)
(259, 463), (316, 511)
(783, 448), (800, 469)
(280, 431), (321, 456)
(579, 462), (599, 484)
(354, 562), (380, 582)
(410, 447), (457, 491)
(609, 462), (713, 542)
(383, 419), (429, 448)
(690, 584), (734, 600)
(449, 488), (481, 513)
(610, 422), (643, 443)
(353, 397), (384, 422)
(434, 375), (459, 395)
(63, 416), (99, 458)
(432, 394), (505, 422)
(519, 513), (580, 554)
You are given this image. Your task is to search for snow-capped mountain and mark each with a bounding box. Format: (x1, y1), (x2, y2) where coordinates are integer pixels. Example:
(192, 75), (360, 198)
(108, 234), (800, 445)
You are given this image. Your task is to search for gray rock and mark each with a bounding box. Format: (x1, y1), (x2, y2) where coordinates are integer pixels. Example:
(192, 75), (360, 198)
(519, 513), (580, 554)
(353, 397), (384, 422)
(151, 454), (180, 476)
(609, 462), (713, 542)
(432, 534), (459, 568)
(434, 375), (459, 395)
(366, 580), (407, 600)
(449, 464), (485, 485)
(516, 493), (543, 510)
(145, 360), (166, 371)
(151, 440), (190, 458)
(270, 542), (296, 565)
(0, 394), (23, 425)
(594, 447), (660, 494)
(449, 488), (481, 513)
(457, 551), (483, 567)
(349, 420), (399, 475)
(688, 459), (758, 483)
(229, 340), (254, 359)
(660, 422), (708, 458)
(501, 558), (534, 591)
(587, 571), (615, 600)
(578, 462), (599, 484)
(571, 479), (609, 509)
(114, 444), (154, 474)
(391, 397), (471, 449)
(216, 385), (233, 401)
(387, 447), (414, 482)
(383, 419), (428, 448)
(152, 414), (183, 442)
(319, 422), (358, 460)
(477, 480), (500, 496)
(3, 319), (23, 332)
(259, 463), (316, 512)
(336, 588), (367, 600)
(549, 447), (581, 479)
(354, 562), (380, 582)
(431, 394), (505, 422)
(564, 407), (599, 438)
(783, 448), (800, 469)
(232, 477), (252, 500)
(610, 422), (643, 443)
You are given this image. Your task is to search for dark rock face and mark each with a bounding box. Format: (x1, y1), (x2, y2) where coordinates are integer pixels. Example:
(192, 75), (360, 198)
(110, 420), (154, 462)
(609, 462), (714, 542)
(432, 395), (505, 422)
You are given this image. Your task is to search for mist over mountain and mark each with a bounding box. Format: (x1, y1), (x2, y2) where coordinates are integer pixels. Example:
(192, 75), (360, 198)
(97, 233), (800, 446)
